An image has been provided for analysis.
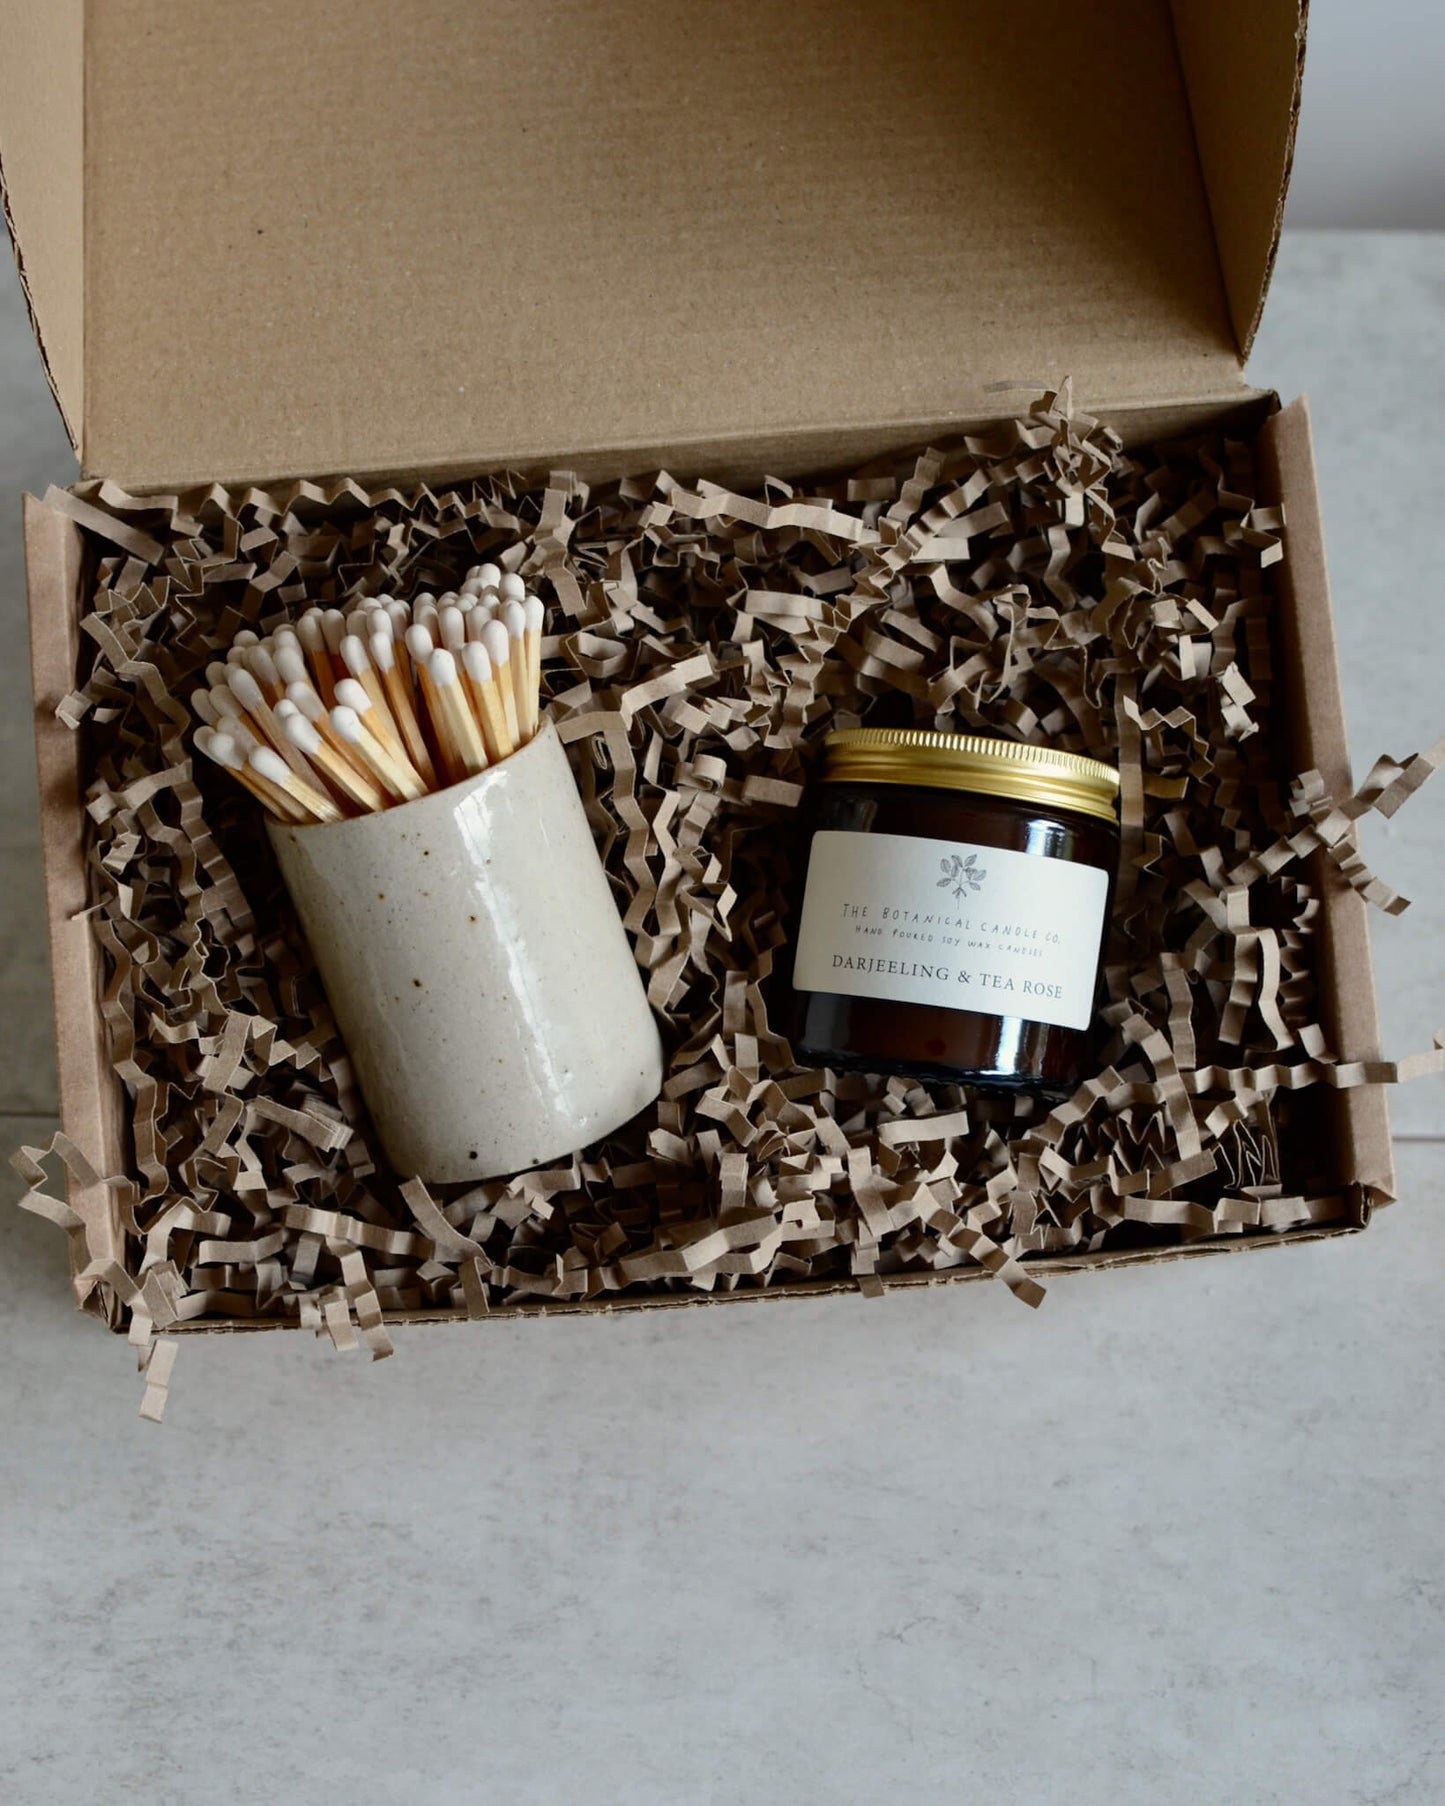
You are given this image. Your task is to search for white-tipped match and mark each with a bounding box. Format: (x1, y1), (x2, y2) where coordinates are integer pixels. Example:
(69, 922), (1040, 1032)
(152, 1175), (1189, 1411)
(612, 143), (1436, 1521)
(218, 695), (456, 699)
(321, 609), (347, 655)
(334, 677), (371, 715)
(373, 623), (435, 782)
(226, 643), (250, 666)
(248, 750), (314, 817)
(385, 599), (410, 637)
(211, 682), (242, 719)
(251, 745), (341, 823)
(191, 688), (219, 727)
(275, 697), (299, 721)
(206, 729), (241, 768)
(250, 746), (292, 787)
(461, 640), (491, 685)
(275, 643), (309, 688)
(405, 623), (435, 666)
(273, 623), (300, 648)
(472, 623), (516, 761)
(499, 572), (526, 602)
(480, 620), (515, 745)
(248, 646), (283, 696)
(233, 629), (260, 650)
(207, 730), (299, 823)
(283, 713), (322, 755)
(340, 633), (372, 678)
(194, 725), (218, 761)
(471, 563), (502, 589)
(500, 601), (531, 740)
(227, 666), (265, 714)
(205, 660), (231, 689)
(331, 702), (426, 802)
(287, 681), (325, 724)
(297, 610), (326, 652)
(439, 605), (466, 651)
(330, 706), (364, 744)
(229, 718), (261, 757)
(427, 647), (487, 777)
(523, 594), (545, 738)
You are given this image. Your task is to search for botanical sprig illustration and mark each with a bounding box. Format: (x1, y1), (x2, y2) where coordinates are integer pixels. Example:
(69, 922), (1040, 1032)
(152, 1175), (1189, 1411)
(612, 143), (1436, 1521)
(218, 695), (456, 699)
(938, 851), (986, 900)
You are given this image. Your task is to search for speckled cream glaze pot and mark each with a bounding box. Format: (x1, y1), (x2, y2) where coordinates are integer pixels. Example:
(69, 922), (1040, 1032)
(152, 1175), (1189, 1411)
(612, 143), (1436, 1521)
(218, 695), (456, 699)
(267, 717), (664, 1181)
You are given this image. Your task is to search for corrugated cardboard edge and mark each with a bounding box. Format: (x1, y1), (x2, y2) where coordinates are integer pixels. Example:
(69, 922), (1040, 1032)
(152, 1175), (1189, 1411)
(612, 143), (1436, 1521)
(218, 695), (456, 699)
(23, 494), (126, 1318)
(77, 392), (1264, 502)
(1258, 396), (1395, 1204)
(163, 1215), (1370, 1338)
(1171, 0), (1306, 357)
(0, 0), (84, 453)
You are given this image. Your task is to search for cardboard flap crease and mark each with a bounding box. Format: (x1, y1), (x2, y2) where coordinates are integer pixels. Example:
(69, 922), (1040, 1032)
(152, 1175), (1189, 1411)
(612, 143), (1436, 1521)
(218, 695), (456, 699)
(0, 0), (1303, 492)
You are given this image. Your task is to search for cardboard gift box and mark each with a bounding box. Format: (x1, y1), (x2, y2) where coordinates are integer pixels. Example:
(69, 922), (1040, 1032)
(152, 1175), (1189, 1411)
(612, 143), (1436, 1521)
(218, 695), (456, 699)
(1, 0), (1398, 1337)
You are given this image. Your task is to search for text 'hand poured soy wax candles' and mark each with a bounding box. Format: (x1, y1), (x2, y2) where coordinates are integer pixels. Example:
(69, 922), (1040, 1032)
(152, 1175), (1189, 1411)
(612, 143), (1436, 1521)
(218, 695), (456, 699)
(191, 567), (664, 1182)
(788, 729), (1120, 1098)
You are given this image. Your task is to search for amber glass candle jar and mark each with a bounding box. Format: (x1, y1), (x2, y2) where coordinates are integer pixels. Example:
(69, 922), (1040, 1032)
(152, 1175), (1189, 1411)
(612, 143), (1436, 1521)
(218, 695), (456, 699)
(788, 729), (1120, 1098)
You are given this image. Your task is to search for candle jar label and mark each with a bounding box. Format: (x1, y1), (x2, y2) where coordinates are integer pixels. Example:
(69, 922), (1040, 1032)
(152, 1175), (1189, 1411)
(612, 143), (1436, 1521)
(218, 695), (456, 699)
(794, 830), (1109, 1032)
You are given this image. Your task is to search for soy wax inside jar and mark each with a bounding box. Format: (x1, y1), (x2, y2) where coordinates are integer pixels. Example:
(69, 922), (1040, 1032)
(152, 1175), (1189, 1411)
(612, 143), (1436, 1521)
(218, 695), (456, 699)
(788, 729), (1120, 1099)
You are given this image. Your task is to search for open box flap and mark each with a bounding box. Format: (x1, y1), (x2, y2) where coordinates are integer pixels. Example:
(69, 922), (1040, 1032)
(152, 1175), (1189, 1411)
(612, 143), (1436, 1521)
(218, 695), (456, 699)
(1, 0), (1302, 493)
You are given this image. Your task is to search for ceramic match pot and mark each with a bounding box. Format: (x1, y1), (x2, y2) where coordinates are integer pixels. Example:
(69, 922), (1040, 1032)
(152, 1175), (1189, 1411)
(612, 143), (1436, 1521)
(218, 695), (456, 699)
(267, 717), (664, 1181)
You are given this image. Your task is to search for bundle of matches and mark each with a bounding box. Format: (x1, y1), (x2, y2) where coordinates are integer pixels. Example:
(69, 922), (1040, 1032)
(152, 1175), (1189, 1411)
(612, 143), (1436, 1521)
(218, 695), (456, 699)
(190, 566), (547, 823)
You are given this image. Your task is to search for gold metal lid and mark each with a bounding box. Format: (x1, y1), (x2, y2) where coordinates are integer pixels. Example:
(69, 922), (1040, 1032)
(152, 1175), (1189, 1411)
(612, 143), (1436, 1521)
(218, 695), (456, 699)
(821, 728), (1120, 824)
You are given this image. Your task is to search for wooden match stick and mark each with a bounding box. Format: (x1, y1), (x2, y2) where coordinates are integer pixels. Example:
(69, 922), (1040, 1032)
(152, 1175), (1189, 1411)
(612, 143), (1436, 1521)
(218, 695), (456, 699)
(427, 648), (489, 779)
(247, 644), (286, 702)
(370, 630), (437, 786)
(283, 712), (386, 814)
(438, 604), (466, 652)
(337, 640), (410, 758)
(274, 642), (311, 694)
(298, 609), (337, 707)
(480, 619), (521, 750)
(227, 666), (323, 787)
(331, 704), (429, 803)
(384, 599), (411, 648)
(404, 623), (445, 760)
(500, 600), (532, 742)
(523, 594), (545, 739)
(198, 726), (304, 821)
(334, 675), (415, 773)
(287, 681), (380, 789)
(321, 608), (348, 679)
(462, 638), (514, 763)
(251, 746), (344, 824)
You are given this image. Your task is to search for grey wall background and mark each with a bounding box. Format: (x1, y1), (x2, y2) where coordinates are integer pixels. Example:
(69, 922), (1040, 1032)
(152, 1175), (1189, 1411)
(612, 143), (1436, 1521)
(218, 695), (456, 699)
(1288, 0), (1445, 226)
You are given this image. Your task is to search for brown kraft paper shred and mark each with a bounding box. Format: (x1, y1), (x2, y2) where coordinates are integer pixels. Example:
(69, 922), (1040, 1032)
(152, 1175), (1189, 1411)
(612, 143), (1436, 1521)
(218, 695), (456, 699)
(12, 390), (1443, 1414)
